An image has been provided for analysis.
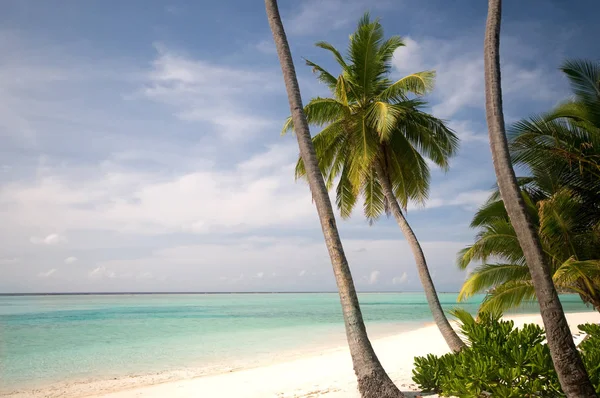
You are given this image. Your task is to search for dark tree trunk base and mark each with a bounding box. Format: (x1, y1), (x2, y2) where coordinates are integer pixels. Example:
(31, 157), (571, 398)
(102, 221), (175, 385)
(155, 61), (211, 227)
(357, 371), (404, 398)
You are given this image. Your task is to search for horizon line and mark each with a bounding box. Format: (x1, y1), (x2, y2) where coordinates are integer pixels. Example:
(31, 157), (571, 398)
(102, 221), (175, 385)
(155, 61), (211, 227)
(0, 291), (461, 296)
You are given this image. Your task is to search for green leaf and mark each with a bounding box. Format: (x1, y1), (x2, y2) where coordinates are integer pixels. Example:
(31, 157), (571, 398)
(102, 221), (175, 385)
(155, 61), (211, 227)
(378, 71), (436, 101)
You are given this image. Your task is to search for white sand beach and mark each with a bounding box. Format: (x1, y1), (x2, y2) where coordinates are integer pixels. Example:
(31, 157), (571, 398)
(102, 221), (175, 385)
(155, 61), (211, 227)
(6, 312), (598, 398)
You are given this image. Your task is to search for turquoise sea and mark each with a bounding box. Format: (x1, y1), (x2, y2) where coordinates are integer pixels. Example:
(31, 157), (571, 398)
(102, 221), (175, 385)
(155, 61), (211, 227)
(0, 292), (593, 393)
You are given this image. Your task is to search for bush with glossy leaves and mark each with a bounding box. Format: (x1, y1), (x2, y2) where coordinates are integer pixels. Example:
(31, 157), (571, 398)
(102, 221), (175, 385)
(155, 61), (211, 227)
(413, 309), (600, 397)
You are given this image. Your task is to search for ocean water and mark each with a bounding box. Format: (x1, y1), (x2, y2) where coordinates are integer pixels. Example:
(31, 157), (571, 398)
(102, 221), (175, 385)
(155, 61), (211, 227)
(0, 292), (593, 393)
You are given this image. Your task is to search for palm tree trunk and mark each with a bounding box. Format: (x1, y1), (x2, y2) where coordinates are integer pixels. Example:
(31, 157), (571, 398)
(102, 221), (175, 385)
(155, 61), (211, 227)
(375, 161), (465, 352)
(484, 1), (596, 396)
(264, 1), (403, 397)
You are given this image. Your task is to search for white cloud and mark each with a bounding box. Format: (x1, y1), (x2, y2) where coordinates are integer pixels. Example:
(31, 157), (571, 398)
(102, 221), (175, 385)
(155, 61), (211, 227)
(0, 257), (19, 265)
(64, 256), (78, 264)
(285, 0), (390, 36)
(137, 272), (153, 279)
(237, 144), (299, 172)
(392, 36), (482, 119)
(89, 266), (116, 279)
(408, 189), (492, 212)
(30, 233), (67, 245)
(447, 190), (493, 210)
(368, 270), (380, 285)
(392, 272), (408, 285)
(447, 120), (489, 143)
(392, 37), (422, 72)
(0, 149), (491, 242)
(80, 238), (468, 292)
(0, 144), (318, 236)
(0, 29), (487, 294)
(392, 35), (558, 119)
(141, 44), (278, 141)
(37, 268), (56, 278)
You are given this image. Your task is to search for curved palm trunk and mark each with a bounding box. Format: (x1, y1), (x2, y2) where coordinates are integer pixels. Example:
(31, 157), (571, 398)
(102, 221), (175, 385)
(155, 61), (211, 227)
(484, 1), (596, 396)
(264, 1), (403, 397)
(375, 161), (465, 352)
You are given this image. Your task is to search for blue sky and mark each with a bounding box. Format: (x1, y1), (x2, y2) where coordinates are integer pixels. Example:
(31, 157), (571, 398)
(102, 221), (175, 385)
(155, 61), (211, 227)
(0, 0), (598, 293)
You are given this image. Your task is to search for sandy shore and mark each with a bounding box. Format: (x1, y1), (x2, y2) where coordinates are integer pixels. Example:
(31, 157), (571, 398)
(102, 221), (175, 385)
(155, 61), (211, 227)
(6, 312), (599, 398)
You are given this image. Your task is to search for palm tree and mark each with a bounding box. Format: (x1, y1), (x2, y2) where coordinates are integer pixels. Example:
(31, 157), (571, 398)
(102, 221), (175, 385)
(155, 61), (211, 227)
(483, 0), (597, 396)
(460, 57), (600, 312)
(283, 14), (465, 352)
(458, 184), (600, 313)
(516, 60), (600, 227)
(264, 1), (403, 397)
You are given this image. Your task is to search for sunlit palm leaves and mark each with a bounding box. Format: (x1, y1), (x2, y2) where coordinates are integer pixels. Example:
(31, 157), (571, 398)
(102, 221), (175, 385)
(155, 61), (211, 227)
(458, 188), (600, 313)
(284, 13), (458, 223)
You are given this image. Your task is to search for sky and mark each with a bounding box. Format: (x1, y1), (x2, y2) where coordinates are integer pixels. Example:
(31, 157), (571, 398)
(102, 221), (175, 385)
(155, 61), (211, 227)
(0, 0), (598, 293)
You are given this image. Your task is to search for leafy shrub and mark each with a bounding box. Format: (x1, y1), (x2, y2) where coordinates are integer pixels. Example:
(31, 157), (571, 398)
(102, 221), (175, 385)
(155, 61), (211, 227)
(579, 323), (600, 394)
(413, 309), (600, 397)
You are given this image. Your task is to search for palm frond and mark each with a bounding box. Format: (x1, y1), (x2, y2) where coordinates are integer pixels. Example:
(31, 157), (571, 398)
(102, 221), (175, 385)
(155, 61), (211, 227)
(400, 109), (459, 170)
(384, 131), (430, 208)
(315, 41), (349, 72)
(366, 101), (402, 141)
(334, 75), (350, 106)
(345, 115), (379, 183)
(294, 156), (306, 181)
(347, 13), (385, 100)
(479, 281), (537, 314)
(458, 263), (530, 301)
(449, 308), (477, 328)
(560, 59), (600, 106)
(281, 97), (347, 135)
(458, 219), (524, 268)
(281, 116), (294, 135)
(304, 97), (348, 126)
(470, 199), (508, 228)
(378, 71), (436, 101)
(376, 35), (404, 63)
(510, 116), (600, 175)
(362, 167), (385, 223)
(295, 120), (346, 182)
(547, 100), (591, 123)
(553, 258), (600, 292)
(538, 189), (580, 260)
(304, 59), (338, 92)
(336, 165), (358, 218)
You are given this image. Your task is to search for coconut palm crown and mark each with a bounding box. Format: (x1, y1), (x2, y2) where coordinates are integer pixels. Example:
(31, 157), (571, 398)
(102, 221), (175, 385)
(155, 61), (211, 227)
(283, 13), (459, 222)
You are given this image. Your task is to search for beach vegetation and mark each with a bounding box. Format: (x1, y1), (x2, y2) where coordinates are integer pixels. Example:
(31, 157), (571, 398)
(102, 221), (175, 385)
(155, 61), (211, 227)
(413, 309), (600, 397)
